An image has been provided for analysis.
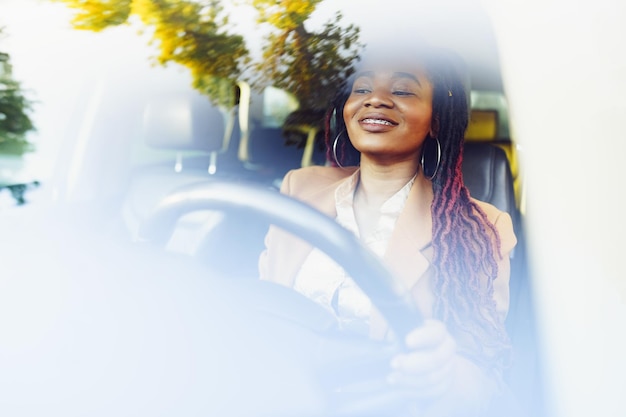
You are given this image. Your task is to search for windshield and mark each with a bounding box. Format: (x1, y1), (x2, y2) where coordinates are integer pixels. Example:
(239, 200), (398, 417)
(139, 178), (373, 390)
(4, 2), (626, 417)
(0, 0), (506, 207)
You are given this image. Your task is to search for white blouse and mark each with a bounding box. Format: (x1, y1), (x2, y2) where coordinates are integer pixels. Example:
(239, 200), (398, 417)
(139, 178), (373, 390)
(293, 170), (416, 335)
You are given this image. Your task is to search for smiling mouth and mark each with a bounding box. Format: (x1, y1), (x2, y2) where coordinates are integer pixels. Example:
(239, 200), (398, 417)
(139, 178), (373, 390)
(361, 118), (396, 126)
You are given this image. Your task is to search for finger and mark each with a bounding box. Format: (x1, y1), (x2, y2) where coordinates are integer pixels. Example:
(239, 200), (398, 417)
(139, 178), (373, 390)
(391, 333), (456, 375)
(404, 319), (448, 349)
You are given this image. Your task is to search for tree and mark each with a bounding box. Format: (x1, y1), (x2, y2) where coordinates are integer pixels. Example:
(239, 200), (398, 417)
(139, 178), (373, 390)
(251, 0), (361, 110)
(0, 43), (36, 156)
(53, 0), (361, 111)
(55, 0), (249, 107)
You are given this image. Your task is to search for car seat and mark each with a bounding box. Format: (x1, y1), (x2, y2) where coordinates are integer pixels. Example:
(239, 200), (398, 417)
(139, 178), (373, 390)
(462, 112), (544, 417)
(462, 142), (520, 235)
(122, 77), (240, 252)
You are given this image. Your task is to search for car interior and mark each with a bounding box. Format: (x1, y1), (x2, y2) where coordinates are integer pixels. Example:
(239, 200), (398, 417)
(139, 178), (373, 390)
(0, 1), (554, 415)
(5, 1), (626, 416)
(110, 61), (544, 415)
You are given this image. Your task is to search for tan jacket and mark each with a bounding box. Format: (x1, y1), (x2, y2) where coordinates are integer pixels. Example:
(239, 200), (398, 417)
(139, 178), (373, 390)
(259, 165), (517, 339)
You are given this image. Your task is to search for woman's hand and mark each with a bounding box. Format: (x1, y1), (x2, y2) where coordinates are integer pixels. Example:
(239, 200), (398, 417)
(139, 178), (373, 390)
(388, 319), (497, 416)
(388, 319), (458, 399)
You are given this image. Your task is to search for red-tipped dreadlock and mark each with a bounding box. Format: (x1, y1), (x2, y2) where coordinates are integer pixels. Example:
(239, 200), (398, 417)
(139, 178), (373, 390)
(325, 47), (510, 374)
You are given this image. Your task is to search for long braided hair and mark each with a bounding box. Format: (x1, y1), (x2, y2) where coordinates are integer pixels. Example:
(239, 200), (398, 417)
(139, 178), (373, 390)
(325, 47), (510, 374)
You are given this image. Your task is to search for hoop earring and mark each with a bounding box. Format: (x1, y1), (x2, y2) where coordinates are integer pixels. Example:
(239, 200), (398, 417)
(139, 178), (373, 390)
(420, 136), (441, 180)
(332, 130), (347, 168)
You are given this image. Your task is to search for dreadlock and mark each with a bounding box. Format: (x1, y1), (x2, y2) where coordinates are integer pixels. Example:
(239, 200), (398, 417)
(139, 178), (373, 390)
(325, 47), (510, 374)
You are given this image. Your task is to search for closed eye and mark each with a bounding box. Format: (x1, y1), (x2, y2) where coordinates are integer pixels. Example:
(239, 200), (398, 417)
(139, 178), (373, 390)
(392, 90), (415, 96)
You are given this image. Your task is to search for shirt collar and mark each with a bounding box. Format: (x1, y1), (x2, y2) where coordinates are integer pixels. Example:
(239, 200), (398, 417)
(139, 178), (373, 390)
(334, 169), (417, 213)
(334, 169), (418, 235)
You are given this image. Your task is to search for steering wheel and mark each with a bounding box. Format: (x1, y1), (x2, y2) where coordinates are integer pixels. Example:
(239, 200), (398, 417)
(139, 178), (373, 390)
(139, 179), (425, 415)
(140, 180), (423, 338)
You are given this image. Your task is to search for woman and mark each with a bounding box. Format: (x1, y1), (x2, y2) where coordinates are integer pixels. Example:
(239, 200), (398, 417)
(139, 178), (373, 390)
(259, 45), (517, 416)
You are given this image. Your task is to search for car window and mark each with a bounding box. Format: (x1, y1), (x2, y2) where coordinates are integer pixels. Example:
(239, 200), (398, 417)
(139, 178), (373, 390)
(257, 86), (300, 128)
(470, 91), (511, 139)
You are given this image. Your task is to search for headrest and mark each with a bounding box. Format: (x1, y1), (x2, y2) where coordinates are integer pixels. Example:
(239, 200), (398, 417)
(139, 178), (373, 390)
(465, 109), (498, 141)
(462, 142), (517, 223)
(142, 90), (229, 152)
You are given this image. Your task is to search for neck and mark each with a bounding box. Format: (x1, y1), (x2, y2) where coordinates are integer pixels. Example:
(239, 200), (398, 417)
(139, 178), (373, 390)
(355, 158), (420, 208)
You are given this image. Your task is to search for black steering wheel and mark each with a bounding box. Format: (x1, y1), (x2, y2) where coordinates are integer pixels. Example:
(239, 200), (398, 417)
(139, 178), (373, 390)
(139, 179), (426, 416)
(140, 180), (423, 338)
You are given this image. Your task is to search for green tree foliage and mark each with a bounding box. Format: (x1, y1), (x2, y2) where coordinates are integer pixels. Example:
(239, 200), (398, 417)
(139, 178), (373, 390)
(0, 48), (36, 155)
(54, 0), (361, 111)
(252, 0), (361, 110)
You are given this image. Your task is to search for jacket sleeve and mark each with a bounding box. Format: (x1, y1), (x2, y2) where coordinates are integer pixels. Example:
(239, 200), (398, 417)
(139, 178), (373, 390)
(258, 170), (295, 282)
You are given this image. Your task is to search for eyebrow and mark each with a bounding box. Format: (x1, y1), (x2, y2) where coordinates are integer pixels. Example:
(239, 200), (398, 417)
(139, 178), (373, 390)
(354, 70), (422, 85)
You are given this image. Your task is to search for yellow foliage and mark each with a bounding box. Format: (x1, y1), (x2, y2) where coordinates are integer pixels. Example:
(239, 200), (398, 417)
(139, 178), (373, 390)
(51, 0), (132, 31)
(51, 0), (360, 108)
(52, 0), (248, 105)
(252, 0), (321, 29)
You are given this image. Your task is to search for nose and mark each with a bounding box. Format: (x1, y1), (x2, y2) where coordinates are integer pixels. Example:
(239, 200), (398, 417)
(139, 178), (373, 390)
(364, 87), (393, 108)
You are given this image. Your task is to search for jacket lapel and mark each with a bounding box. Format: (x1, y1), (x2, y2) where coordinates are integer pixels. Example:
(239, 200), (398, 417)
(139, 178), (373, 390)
(371, 173), (434, 339)
(383, 172), (434, 290)
(271, 169), (354, 287)
(270, 168), (435, 340)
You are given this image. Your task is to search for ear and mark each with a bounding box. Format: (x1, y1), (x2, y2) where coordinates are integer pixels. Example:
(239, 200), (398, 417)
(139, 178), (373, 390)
(430, 115), (440, 138)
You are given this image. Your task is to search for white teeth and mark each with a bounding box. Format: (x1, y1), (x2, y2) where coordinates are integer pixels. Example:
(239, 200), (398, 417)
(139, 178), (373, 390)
(363, 118), (393, 126)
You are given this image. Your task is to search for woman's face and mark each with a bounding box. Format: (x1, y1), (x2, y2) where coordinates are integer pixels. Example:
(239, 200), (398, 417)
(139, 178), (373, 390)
(343, 65), (434, 164)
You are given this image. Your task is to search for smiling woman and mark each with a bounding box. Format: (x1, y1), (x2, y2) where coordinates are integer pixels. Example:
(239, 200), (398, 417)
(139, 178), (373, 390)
(343, 68), (434, 163)
(260, 43), (519, 416)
